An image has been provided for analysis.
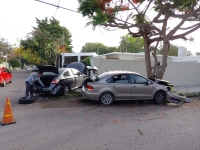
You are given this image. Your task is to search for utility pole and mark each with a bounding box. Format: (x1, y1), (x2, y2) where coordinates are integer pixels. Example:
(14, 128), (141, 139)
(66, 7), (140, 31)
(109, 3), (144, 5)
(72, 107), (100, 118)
(61, 31), (65, 68)
(5, 40), (8, 68)
(62, 31), (64, 46)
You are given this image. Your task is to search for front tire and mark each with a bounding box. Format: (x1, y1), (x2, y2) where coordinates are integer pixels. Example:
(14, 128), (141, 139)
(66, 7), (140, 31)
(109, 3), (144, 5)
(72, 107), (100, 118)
(153, 91), (166, 104)
(99, 92), (114, 105)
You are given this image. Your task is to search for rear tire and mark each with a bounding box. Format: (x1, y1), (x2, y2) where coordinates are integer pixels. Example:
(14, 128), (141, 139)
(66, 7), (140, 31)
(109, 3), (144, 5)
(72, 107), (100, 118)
(9, 78), (12, 83)
(18, 97), (35, 104)
(153, 91), (166, 104)
(99, 92), (114, 105)
(2, 79), (6, 87)
(63, 85), (70, 96)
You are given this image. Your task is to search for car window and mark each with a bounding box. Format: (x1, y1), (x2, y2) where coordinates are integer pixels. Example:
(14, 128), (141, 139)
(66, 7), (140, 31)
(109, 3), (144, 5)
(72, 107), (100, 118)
(3, 68), (8, 73)
(129, 74), (148, 84)
(107, 74), (129, 83)
(72, 69), (81, 76)
(43, 72), (58, 76)
(63, 71), (71, 77)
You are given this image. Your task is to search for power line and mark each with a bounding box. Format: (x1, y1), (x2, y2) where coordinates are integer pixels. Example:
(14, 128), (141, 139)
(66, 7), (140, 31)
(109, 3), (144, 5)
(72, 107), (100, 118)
(0, 23), (29, 33)
(0, 28), (23, 37)
(34, 0), (78, 13)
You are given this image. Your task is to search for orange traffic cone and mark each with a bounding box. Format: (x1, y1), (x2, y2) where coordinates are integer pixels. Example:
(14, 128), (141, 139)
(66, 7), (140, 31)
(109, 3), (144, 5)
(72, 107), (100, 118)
(1, 97), (16, 126)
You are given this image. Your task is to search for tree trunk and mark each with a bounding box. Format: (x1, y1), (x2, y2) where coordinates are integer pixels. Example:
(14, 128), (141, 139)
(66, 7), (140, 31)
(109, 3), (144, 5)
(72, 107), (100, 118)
(143, 38), (152, 78)
(157, 41), (170, 79)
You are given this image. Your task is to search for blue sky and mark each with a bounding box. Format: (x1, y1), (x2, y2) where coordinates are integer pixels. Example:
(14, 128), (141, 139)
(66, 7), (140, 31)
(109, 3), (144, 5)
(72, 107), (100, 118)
(0, 0), (199, 54)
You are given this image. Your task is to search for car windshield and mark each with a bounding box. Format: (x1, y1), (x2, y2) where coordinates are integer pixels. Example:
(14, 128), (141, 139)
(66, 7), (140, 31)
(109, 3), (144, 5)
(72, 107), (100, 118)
(91, 72), (108, 81)
(43, 72), (58, 76)
(58, 69), (66, 76)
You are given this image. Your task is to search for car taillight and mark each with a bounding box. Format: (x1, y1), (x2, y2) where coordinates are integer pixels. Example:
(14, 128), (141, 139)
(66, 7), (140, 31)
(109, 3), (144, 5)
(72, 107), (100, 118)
(51, 80), (58, 84)
(86, 83), (93, 90)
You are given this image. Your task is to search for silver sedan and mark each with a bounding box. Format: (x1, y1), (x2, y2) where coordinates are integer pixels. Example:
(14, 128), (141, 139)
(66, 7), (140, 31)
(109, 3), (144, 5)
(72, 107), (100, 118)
(82, 71), (171, 105)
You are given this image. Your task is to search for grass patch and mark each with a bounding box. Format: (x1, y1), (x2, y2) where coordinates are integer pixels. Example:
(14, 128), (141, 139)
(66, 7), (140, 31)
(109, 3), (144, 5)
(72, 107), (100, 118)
(50, 91), (84, 101)
(173, 91), (200, 97)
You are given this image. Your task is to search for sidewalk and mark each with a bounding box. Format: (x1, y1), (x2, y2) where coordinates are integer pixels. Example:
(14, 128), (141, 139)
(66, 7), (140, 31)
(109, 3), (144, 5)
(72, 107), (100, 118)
(174, 85), (200, 93)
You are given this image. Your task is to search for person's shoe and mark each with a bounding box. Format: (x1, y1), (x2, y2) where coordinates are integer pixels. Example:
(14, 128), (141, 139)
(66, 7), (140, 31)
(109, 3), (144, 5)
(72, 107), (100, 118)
(26, 95), (31, 99)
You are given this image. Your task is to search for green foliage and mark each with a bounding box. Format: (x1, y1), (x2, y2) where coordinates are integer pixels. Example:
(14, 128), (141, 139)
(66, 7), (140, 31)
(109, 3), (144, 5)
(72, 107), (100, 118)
(174, 91), (200, 97)
(78, 0), (200, 79)
(81, 42), (118, 55)
(117, 35), (144, 53)
(158, 44), (179, 56)
(20, 17), (73, 66)
(51, 91), (83, 100)
(132, 13), (150, 24)
(81, 57), (91, 66)
(8, 58), (21, 69)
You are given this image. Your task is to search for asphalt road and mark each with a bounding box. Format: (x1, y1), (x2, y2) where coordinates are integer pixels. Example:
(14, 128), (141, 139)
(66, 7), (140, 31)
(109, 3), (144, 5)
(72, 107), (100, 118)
(0, 70), (200, 150)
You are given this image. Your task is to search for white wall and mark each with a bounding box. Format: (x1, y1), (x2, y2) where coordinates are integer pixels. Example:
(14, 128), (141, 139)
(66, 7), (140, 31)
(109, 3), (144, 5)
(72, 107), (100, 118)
(91, 56), (200, 86)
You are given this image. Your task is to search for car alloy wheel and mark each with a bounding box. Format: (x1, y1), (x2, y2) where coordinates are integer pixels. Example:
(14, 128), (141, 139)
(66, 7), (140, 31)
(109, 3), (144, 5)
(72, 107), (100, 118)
(63, 86), (70, 96)
(153, 91), (166, 104)
(100, 92), (114, 105)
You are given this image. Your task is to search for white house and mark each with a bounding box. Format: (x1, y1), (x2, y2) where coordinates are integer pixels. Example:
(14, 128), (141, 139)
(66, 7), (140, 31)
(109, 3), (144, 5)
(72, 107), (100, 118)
(59, 52), (97, 68)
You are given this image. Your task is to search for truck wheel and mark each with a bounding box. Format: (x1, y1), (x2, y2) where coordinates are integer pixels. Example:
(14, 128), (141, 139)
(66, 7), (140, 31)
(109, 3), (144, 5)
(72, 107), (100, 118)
(18, 97), (35, 104)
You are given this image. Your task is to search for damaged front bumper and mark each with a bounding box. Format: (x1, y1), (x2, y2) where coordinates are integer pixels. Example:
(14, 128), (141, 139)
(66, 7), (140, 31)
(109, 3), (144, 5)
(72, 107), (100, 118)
(166, 92), (191, 106)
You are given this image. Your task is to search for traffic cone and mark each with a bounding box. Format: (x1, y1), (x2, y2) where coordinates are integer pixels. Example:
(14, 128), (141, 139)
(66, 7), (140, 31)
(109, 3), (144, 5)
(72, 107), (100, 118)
(0, 97), (16, 126)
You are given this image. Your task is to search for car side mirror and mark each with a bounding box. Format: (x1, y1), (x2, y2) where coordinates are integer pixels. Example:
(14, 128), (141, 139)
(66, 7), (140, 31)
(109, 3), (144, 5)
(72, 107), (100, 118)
(146, 81), (151, 85)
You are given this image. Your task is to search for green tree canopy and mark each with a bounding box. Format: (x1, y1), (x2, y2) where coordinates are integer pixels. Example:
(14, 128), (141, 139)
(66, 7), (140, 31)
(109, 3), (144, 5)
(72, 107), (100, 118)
(8, 58), (21, 69)
(158, 44), (179, 56)
(81, 42), (118, 55)
(20, 17), (73, 66)
(78, 0), (200, 79)
(117, 35), (144, 53)
(0, 37), (13, 64)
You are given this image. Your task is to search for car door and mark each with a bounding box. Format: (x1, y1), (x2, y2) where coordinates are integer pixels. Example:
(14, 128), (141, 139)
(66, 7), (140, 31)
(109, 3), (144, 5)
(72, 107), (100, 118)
(2, 68), (8, 82)
(4, 68), (11, 82)
(62, 70), (76, 88)
(71, 69), (84, 87)
(129, 74), (154, 100)
(109, 74), (132, 100)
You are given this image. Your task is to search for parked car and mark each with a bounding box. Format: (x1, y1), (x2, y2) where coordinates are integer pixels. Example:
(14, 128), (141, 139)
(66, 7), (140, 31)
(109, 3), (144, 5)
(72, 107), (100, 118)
(26, 66), (32, 71)
(33, 64), (86, 95)
(0, 66), (12, 87)
(82, 71), (171, 105)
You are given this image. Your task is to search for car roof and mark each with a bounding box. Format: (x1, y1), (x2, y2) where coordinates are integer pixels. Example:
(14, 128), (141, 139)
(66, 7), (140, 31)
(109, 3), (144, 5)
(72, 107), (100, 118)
(101, 70), (141, 76)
